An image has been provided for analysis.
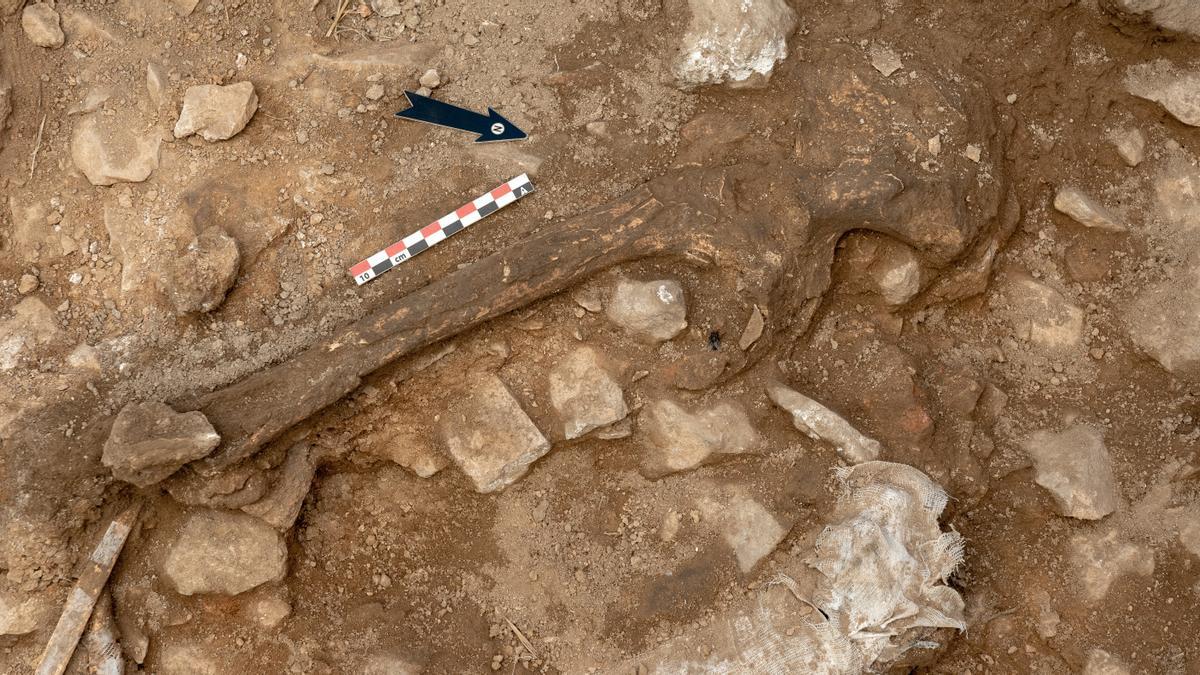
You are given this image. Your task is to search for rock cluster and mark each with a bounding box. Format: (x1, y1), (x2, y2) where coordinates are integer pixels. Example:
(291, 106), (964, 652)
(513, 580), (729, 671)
(102, 401), (221, 487)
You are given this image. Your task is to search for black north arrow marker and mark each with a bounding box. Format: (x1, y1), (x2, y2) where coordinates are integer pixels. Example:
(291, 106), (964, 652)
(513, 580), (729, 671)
(394, 90), (528, 143)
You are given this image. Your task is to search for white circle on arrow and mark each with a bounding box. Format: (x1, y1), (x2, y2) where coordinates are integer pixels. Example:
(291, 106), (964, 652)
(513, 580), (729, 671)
(491, 122), (506, 135)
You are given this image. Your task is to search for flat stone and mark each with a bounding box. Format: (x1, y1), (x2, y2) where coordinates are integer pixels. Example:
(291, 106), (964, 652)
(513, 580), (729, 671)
(1071, 528), (1154, 603)
(1126, 61), (1200, 127)
(1022, 425), (1119, 520)
(738, 305), (764, 350)
(606, 278), (687, 343)
(1123, 263), (1200, 380)
(696, 491), (788, 573)
(548, 346), (628, 439)
(1109, 128), (1145, 167)
(241, 444), (316, 530)
(1054, 186), (1125, 231)
(999, 274), (1084, 350)
(163, 509), (287, 596)
(767, 383), (882, 463)
(102, 401), (220, 487)
(0, 297), (63, 371)
(160, 227), (240, 314)
(71, 114), (160, 186)
(174, 82), (258, 141)
(22, 4), (64, 48)
(439, 374), (550, 493)
(868, 44), (902, 76)
(674, 0), (797, 89)
(639, 399), (759, 477)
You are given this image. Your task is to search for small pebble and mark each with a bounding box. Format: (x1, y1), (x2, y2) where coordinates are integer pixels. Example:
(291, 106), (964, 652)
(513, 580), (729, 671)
(18, 273), (39, 294)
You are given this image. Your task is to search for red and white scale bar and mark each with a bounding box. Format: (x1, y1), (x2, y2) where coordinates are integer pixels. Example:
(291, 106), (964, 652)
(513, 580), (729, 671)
(349, 173), (535, 285)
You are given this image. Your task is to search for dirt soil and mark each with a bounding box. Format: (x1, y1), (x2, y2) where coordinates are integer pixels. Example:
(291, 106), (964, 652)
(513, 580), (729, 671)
(2, 0), (1199, 673)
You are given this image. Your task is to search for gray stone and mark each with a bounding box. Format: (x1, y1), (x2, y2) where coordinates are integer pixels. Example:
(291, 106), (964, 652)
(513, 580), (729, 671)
(174, 82), (258, 141)
(767, 383), (882, 464)
(161, 227), (240, 314)
(1126, 61), (1200, 127)
(22, 4), (64, 48)
(999, 274), (1084, 350)
(639, 399), (759, 477)
(868, 44), (902, 77)
(71, 114), (161, 186)
(1104, 0), (1200, 39)
(1123, 264), (1200, 380)
(674, 0), (797, 89)
(1054, 186), (1125, 232)
(419, 68), (441, 89)
(163, 510), (287, 596)
(1109, 127), (1145, 166)
(243, 594), (291, 629)
(1022, 425), (1119, 520)
(440, 374), (550, 493)
(606, 278), (687, 343)
(548, 346), (628, 439)
(102, 401), (221, 487)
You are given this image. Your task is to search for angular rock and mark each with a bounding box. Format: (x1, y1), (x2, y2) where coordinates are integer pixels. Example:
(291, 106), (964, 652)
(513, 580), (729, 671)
(71, 115), (160, 186)
(173, 82), (258, 141)
(1109, 128), (1145, 167)
(1104, 0), (1200, 39)
(160, 227), (240, 314)
(146, 62), (168, 106)
(439, 374), (550, 493)
(839, 235), (922, 305)
(1126, 61), (1200, 126)
(1053, 186), (1125, 232)
(548, 346), (628, 439)
(639, 399), (759, 477)
(1084, 648), (1131, 675)
(999, 274), (1084, 350)
(868, 44), (902, 77)
(1123, 264), (1200, 380)
(696, 491), (788, 573)
(0, 297), (63, 371)
(606, 278), (687, 343)
(17, 274), (38, 295)
(22, 4), (64, 48)
(738, 305), (765, 350)
(241, 444), (316, 530)
(163, 510), (287, 595)
(419, 68), (441, 89)
(767, 383), (882, 464)
(1071, 528), (1154, 602)
(372, 0), (405, 17)
(1022, 425), (1119, 520)
(102, 401), (221, 487)
(0, 591), (47, 636)
(674, 0), (797, 89)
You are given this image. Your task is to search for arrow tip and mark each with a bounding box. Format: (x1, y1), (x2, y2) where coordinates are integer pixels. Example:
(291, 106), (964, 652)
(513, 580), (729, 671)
(475, 108), (528, 143)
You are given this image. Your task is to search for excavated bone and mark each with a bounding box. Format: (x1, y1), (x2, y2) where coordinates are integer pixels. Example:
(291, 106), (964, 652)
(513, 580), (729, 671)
(619, 462), (965, 674)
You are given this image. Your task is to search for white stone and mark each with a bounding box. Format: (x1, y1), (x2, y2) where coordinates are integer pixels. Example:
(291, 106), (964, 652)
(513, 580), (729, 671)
(868, 44), (902, 77)
(0, 297), (62, 371)
(439, 374), (550, 493)
(1022, 425), (1119, 520)
(697, 491), (787, 573)
(1054, 186), (1124, 231)
(243, 595), (291, 629)
(606, 278), (687, 343)
(1109, 127), (1145, 166)
(1084, 648), (1131, 675)
(639, 399), (759, 477)
(174, 82), (258, 141)
(158, 643), (221, 675)
(548, 347), (628, 439)
(1071, 528), (1154, 602)
(869, 244), (921, 305)
(1126, 61), (1200, 127)
(1000, 274), (1085, 350)
(1105, 0), (1200, 38)
(674, 0), (797, 89)
(418, 68), (441, 89)
(22, 4), (64, 48)
(767, 383), (882, 463)
(71, 115), (161, 186)
(371, 0), (404, 17)
(163, 510), (287, 596)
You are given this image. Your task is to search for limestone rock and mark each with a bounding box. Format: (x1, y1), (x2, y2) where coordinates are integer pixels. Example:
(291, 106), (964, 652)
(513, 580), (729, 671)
(163, 510), (287, 596)
(173, 82), (259, 141)
(1103, 0), (1200, 39)
(158, 642), (221, 674)
(371, 0), (405, 17)
(674, 0), (797, 89)
(606, 278), (687, 343)
(868, 44), (902, 77)
(361, 428), (448, 478)
(737, 305), (764, 350)
(1084, 648), (1131, 675)
(22, 4), (64, 48)
(102, 401), (221, 487)
(241, 444), (316, 530)
(17, 274), (38, 295)
(767, 383), (882, 463)
(1126, 61), (1200, 126)
(1071, 528), (1154, 603)
(71, 115), (160, 186)
(696, 490), (788, 573)
(419, 68), (441, 89)
(999, 274), (1084, 350)
(0, 297), (63, 371)
(1154, 159), (1200, 228)
(0, 591), (48, 636)
(1123, 263), (1200, 380)
(1109, 128), (1145, 166)
(161, 227), (240, 314)
(639, 399), (759, 477)
(146, 62), (168, 106)
(548, 346), (628, 439)
(440, 374), (550, 493)
(839, 235), (922, 305)
(243, 593), (291, 629)
(1022, 425), (1119, 520)
(1053, 186), (1125, 231)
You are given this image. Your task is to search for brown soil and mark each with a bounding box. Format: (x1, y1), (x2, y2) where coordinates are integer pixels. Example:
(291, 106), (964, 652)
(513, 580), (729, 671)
(2, 0), (1199, 673)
